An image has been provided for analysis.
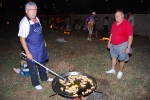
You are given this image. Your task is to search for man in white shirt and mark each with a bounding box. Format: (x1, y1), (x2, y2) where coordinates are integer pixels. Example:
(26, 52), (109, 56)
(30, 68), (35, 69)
(18, 1), (53, 90)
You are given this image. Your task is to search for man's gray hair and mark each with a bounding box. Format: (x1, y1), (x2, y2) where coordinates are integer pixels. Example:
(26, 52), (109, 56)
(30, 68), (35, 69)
(25, 1), (37, 11)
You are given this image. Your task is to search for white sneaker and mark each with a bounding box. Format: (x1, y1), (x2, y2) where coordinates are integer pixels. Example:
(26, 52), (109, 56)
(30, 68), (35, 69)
(47, 78), (53, 82)
(106, 69), (116, 74)
(13, 68), (21, 74)
(89, 38), (92, 41)
(87, 38), (90, 41)
(35, 85), (42, 90)
(117, 71), (123, 79)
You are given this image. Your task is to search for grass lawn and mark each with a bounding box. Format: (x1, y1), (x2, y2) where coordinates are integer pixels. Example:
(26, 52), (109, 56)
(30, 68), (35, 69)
(0, 25), (150, 100)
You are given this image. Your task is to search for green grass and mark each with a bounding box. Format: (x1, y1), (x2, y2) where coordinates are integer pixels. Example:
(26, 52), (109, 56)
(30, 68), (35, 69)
(0, 25), (150, 100)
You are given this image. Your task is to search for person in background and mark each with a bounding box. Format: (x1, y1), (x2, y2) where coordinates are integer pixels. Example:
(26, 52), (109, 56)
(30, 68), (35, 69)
(128, 12), (134, 27)
(74, 19), (80, 31)
(55, 16), (61, 29)
(18, 1), (53, 90)
(102, 16), (109, 36)
(126, 13), (129, 20)
(86, 12), (96, 41)
(106, 10), (133, 79)
(92, 16), (98, 38)
(72, 16), (78, 30)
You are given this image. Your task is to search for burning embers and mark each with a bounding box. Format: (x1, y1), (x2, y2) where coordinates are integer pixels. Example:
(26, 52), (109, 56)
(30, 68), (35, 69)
(64, 31), (70, 34)
(100, 37), (109, 41)
(64, 25), (71, 34)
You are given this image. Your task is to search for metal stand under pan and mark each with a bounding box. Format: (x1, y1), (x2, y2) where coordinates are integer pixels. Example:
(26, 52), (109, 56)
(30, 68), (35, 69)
(49, 90), (105, 100)
(83, 90), (105, 100)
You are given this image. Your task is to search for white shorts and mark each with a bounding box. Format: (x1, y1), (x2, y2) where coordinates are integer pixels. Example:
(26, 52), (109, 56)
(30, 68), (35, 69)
(88, 30), (93, 34)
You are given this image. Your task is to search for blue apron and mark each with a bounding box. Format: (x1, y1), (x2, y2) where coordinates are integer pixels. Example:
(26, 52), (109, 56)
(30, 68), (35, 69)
(25, 16), (48, 63)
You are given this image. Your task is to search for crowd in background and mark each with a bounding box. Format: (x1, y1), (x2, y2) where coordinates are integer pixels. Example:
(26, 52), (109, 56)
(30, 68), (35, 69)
(0, 12), (134, 37)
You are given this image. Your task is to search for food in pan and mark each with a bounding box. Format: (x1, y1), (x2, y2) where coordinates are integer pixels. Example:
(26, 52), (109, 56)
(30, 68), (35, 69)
(66, 82), (72, 85)
(82, 91), (85, 95)
(59, 79), (66, 84)
(80, 84), (86, 88)
(65, 84), (79, 94)
(91, 86), (95, 89)
(60, 87), (64, 91)
(85, 89), (92, 94)
(73, 94), (78, 96)
(59, 75), (95, 96)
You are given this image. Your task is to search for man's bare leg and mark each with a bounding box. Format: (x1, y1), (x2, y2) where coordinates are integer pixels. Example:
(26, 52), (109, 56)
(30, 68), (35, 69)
(88, 34), (92, 39)
(112, 58), (117, 70)
(106, 58), (117, 74)
(119, 61), (125, 72)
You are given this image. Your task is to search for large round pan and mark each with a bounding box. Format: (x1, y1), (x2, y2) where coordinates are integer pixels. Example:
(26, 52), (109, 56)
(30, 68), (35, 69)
(52, 72), (97, 98)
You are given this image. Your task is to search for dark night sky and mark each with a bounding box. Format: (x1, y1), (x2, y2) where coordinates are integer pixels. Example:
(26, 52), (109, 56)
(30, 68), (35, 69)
(0, 0), (148, 14)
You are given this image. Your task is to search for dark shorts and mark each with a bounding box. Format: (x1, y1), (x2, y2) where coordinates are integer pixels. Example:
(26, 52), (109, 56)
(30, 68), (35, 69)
(93, 27), (97, 33)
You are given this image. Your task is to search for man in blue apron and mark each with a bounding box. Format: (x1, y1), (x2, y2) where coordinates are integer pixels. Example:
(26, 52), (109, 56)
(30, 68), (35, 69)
(18, 1), (53, 90)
